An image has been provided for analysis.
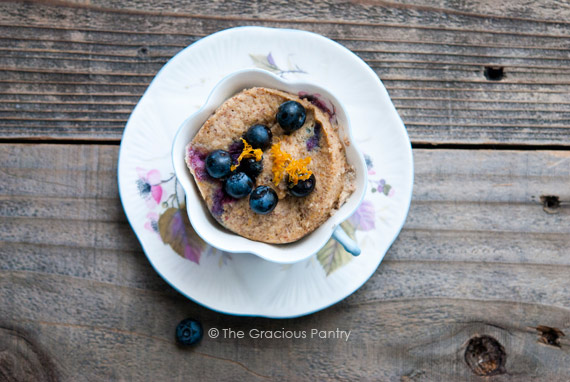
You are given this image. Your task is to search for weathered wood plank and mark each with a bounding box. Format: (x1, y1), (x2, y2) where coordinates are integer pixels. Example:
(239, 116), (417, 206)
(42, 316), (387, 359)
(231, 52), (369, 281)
(0, 1), (569, 144)
(2, 275), (569, 381)
(0, 143), (568, 380)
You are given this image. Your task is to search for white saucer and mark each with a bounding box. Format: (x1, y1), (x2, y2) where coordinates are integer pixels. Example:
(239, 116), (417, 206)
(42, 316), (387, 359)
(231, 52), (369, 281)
(118, 26), (413, 318)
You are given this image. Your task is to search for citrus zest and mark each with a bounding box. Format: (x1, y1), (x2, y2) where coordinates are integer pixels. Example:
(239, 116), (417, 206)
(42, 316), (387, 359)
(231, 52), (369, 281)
(230, 138), (263, 171)
(285, 157), (312, 185)
(270, 142), (312, 186)
(270, 142), (291, 185)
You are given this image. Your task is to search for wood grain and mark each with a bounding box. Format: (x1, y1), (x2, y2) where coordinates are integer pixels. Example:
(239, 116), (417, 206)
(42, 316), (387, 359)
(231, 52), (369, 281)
(1, 143), (568, 381)
(1, 0), (570, 380)
(1, 0), (569, 144)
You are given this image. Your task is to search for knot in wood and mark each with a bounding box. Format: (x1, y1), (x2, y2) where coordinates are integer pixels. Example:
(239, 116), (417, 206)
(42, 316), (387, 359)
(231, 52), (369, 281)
(0, 326), (58, 381)
(540, 195), (560, 214)
(464, 335), (506, 376)
(535, 325), (565, 348)
(138, 46), (150, 58)
(484, 66), (504, 81)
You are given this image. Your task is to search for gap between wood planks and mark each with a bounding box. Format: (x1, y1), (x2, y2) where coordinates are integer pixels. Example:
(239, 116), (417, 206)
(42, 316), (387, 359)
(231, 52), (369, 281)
(1, 138), (570, 151)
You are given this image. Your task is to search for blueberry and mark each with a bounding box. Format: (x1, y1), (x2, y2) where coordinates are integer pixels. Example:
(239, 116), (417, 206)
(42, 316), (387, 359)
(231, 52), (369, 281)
(205, 150), (232, 179)
(249, 185), (278, 214)
(288, 174), (316, 197)
(244, 124), (272, 150)
(276, 101), (306, 133)
(224, 172), (253, 199)
(175, 318), (203, 346)
(237, 157), (263, 179)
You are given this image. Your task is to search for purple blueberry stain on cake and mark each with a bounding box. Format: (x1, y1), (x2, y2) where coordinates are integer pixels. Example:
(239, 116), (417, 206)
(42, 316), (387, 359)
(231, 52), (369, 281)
(187, 147), (210, 181)
(211, 187), (235, 216)
(228, 139), (245, 166)
(306, 122), (321, 151)
(299, 92), (336, 123)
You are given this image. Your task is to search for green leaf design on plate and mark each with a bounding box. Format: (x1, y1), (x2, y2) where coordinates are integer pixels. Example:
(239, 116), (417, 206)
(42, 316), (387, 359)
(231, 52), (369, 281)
(317, 220), (356, 276)
(158, 206), (205, 264)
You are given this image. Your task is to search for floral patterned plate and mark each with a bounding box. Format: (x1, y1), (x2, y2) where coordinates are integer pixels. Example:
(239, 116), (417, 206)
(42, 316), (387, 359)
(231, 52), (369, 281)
(118, 26), (413, 318)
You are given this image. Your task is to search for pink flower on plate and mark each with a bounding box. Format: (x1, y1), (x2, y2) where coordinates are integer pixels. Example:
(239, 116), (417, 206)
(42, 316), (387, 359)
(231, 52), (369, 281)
(350, 200), (375, 231)
(144, 212), (159, 234)
(136, 167), (163, 209)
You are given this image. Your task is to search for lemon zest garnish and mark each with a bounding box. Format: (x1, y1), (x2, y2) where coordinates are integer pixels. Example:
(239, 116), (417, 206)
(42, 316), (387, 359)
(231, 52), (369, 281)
(285, 157), (312, 185)
(270, 142), (312, 186)
(270, 142), (291, 185)
(230, 138), (263, 171)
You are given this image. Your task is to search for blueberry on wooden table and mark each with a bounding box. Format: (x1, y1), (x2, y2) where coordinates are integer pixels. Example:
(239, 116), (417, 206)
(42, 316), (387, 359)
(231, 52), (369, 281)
(224, 172), (254, 199)
(175, 318), (203, 346)
(205, 150), (232, 179)
(276, 101), (306, 133)
(249, 185), (278, 214)
(244, 124), (272, 150)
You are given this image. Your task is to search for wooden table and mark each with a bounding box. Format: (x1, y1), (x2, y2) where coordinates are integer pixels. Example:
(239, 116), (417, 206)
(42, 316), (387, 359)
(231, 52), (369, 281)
(1, 1), (569, 381)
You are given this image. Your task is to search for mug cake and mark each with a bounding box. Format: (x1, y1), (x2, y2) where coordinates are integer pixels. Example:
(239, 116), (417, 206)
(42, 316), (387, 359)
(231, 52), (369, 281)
(185, 87), (355, 244)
